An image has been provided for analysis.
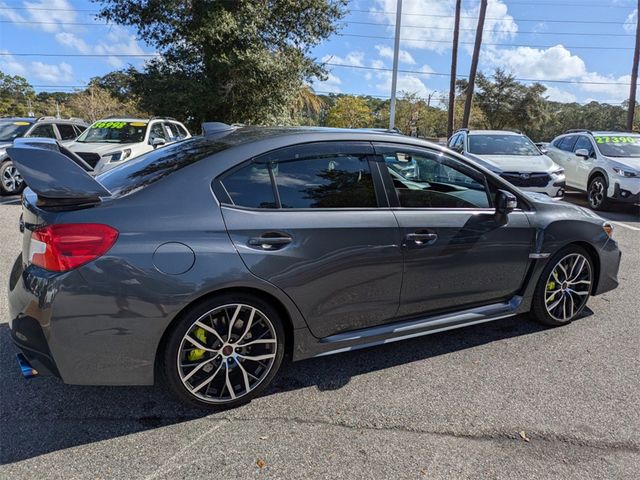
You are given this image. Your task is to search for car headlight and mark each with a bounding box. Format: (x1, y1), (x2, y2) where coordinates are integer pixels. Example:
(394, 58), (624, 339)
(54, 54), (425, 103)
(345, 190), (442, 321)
(103, 149), (132, 163)
(612, 167), (638, 178)
(551, 168), (565, 176)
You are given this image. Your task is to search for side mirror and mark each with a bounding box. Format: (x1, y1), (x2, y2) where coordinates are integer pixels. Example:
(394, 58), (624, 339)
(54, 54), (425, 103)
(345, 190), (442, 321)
(575, 148), (589, 159)
(151, 137), (166, 148)
(495, 189), (518, 215)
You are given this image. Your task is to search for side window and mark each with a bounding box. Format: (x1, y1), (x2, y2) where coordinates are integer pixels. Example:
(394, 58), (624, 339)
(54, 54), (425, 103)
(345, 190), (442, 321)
(56, 124), (77, 140)
(384, 150), (490, 208)
(448, 134), (459, 147)
(274, 155), (376, 208)
(573, 136), (594, 156)
(221, 163), (276, 208)
(26, 123), (56, 139)
(171, 123), (189, 140)
(149, 122), (167, 142)
(558, 135), (577, 152)
(73, 125), (87, 136)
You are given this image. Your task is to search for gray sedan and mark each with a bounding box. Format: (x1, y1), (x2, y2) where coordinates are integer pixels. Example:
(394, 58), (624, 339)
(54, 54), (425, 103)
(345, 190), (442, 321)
(7, 127), (621, 408)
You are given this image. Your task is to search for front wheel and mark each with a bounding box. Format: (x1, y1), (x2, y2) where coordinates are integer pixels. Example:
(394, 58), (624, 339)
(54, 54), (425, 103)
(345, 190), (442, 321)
(587, 175), (609, 211)
(531, 246), (594, 326)
(0, 160), (25, 196)
(161, 293), (285, 409)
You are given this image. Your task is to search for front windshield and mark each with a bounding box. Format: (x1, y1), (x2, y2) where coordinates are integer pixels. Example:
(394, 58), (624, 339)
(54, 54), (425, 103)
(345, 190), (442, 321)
(594, 135), (640, 158)
(468, 134), (541, 156)
(77, 120), (148, 144)
(0, 120), (32, 142)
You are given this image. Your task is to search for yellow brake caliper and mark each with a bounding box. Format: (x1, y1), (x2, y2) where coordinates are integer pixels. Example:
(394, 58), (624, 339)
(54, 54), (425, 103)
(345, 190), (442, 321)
(187, 327), (207, 362)
(547, 276), (557, 300)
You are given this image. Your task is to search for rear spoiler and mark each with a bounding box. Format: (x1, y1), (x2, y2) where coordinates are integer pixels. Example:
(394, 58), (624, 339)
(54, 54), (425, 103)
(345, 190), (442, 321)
(7, 138), (111, 203)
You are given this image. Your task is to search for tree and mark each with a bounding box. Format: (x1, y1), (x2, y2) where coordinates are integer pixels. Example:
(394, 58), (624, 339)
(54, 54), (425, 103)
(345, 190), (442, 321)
(96, 0), (347, 126)
(325, 96), (374, 128)
(471, 69), (548, 132)
(66, 85), (145, 122)
(290, 85), (325, 126)
(0, 71), (36, 117)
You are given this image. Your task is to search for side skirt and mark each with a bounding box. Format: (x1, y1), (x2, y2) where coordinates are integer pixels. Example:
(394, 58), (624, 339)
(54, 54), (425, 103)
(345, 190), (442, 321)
(292, 296), (527, 361)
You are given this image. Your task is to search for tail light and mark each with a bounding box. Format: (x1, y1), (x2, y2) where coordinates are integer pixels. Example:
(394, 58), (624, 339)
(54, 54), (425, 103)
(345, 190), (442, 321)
(29, 223), (119, 272)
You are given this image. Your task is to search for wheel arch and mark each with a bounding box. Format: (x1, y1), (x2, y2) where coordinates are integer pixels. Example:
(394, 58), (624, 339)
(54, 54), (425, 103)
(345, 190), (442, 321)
(588, 168), (609, 188)
(153, 285), (298, 381)
(543, 240), (601, 295)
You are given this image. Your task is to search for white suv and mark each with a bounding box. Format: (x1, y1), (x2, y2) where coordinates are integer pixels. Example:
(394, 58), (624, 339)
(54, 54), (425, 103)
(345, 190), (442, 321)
(448, 129), (566, 198)
(68, 117), (191, 175)
(546, 130), (640, 210)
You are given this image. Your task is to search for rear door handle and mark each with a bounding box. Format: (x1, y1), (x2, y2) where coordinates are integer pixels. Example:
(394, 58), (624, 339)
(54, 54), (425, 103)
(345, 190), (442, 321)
(248, 234), (292, 250)
(405, 232), (438, 246)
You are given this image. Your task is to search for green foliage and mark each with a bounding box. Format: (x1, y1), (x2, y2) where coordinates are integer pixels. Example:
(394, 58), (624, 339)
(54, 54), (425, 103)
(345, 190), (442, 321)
(95, 0), (347, 126)
(325, 96), (374, 128)
(0, 72), (35, 117)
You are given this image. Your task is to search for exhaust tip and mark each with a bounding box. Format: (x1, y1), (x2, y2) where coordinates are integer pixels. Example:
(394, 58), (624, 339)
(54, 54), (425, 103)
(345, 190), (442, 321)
(16, 353), (38, 379)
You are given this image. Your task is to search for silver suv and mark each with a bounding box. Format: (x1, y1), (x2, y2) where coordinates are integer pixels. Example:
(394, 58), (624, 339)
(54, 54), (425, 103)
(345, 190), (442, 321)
(546, 130), (640, 210)
(0, 116), (88, 195)
(448, 129), (566, 198)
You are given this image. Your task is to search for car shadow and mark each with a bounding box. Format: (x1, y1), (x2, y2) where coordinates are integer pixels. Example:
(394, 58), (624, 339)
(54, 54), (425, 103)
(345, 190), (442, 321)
(0, 310), (588, 464)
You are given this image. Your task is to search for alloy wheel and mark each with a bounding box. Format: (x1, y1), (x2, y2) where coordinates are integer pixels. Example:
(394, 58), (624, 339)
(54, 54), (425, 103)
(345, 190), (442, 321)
(176, 303), (278, 403)
(544, 253), (592, 322)
(588, 178), (605, 209)
(2, 164), (23, 194)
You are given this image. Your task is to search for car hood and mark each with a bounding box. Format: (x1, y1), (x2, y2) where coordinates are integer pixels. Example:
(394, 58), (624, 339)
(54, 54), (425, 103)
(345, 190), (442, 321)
(604, 156), (640, 170)
(466, 153), (556, 173)
(68, 142), (138, 155)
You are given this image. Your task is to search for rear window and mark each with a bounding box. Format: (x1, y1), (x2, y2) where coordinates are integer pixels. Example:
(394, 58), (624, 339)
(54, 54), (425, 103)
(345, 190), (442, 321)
(98, 137), (230, 196)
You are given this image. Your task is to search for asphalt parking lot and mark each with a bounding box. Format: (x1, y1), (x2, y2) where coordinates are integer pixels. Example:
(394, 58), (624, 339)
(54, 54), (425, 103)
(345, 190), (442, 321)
(0, 193), (638, 479)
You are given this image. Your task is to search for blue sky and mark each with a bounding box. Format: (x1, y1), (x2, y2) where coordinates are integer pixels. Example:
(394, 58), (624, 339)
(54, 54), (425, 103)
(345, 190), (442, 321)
(0, 0), (637, 106)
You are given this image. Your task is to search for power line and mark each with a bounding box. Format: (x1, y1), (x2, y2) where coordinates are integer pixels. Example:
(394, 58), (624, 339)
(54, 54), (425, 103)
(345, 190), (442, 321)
(338, 33), (634, 51)
(324, 62), (632, 86)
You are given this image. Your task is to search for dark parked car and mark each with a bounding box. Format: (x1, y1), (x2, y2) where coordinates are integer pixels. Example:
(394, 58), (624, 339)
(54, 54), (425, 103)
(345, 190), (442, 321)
(0, 116), (88, 195)
(7, 127), (621, 408)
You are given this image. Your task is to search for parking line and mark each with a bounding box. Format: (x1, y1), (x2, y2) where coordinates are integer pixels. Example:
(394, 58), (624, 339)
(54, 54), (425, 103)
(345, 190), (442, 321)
(0, 199), (19, 205)
(611, 221), (640, 232)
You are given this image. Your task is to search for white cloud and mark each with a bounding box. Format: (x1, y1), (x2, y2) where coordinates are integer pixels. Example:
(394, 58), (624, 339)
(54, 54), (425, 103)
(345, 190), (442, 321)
(0, 50), (27, 75)
(375, 64), (434, 98)
(94, 27), (146, 68)
(543, 85), (577, 103)
(375, 45), (416, 65)
(55, 32), (91, 54)
(0, 1), (25, 23)
(316, 72), (342, 93)
(371, 0), (517, 53)
(30, 61), (73, 82)
(624, 9), (637, 33)
(23, 0), (77, 33)
(322, 51), (365, 67)
(491, 44), (587, 81)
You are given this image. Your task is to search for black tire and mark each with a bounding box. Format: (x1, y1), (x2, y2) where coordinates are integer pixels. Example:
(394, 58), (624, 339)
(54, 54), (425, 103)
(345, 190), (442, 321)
(0, 160), (25, 196)
(587, 174), (609, 211)
(161, 293), (286, 409)
(531, 245), (594, 326)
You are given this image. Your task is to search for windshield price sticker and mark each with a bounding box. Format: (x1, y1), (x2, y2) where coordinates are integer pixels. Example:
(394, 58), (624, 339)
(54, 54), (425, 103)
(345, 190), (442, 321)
(594, 136), (640, 144)
(93, 121), (128, 129)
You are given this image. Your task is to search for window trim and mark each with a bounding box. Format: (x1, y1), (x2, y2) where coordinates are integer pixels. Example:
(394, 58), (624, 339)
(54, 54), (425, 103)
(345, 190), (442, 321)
(214, 141), (386, 211)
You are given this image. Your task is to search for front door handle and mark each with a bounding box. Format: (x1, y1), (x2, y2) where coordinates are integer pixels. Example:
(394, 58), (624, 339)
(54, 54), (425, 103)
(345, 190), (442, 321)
(248, 234), (292, 250)
(405, 232), (438, 246)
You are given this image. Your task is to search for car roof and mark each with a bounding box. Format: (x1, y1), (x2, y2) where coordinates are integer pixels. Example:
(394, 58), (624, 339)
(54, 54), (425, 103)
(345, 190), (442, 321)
(467, 130), (522, 136)
(591, 131), (639, 136)
(0, 117), (36, 123)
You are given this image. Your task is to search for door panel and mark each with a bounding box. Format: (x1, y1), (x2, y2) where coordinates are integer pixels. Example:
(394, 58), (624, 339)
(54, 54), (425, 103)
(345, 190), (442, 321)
(393, 210), (533, 316)
(374, 143), (534, 317)
(222, 208), (402, 338)
(573, 136), (595, 188)
(218, 142), (403, 339)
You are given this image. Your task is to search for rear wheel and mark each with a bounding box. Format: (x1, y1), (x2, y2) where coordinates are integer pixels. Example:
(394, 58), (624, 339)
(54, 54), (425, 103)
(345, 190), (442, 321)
(531, 246), (594, 326)
(161, 293), (285, 409)
(587, 175), (609, 211)
(0, 160), (25, 196)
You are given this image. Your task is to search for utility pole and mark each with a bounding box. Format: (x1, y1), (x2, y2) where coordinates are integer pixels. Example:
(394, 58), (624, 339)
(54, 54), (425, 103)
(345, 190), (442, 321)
(627, 0), (640, 131)
(389, 0), (403, 130)
(447, 0), (461, 138)
(462, 0), (488, 129)
(427, 90), (437, 107)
